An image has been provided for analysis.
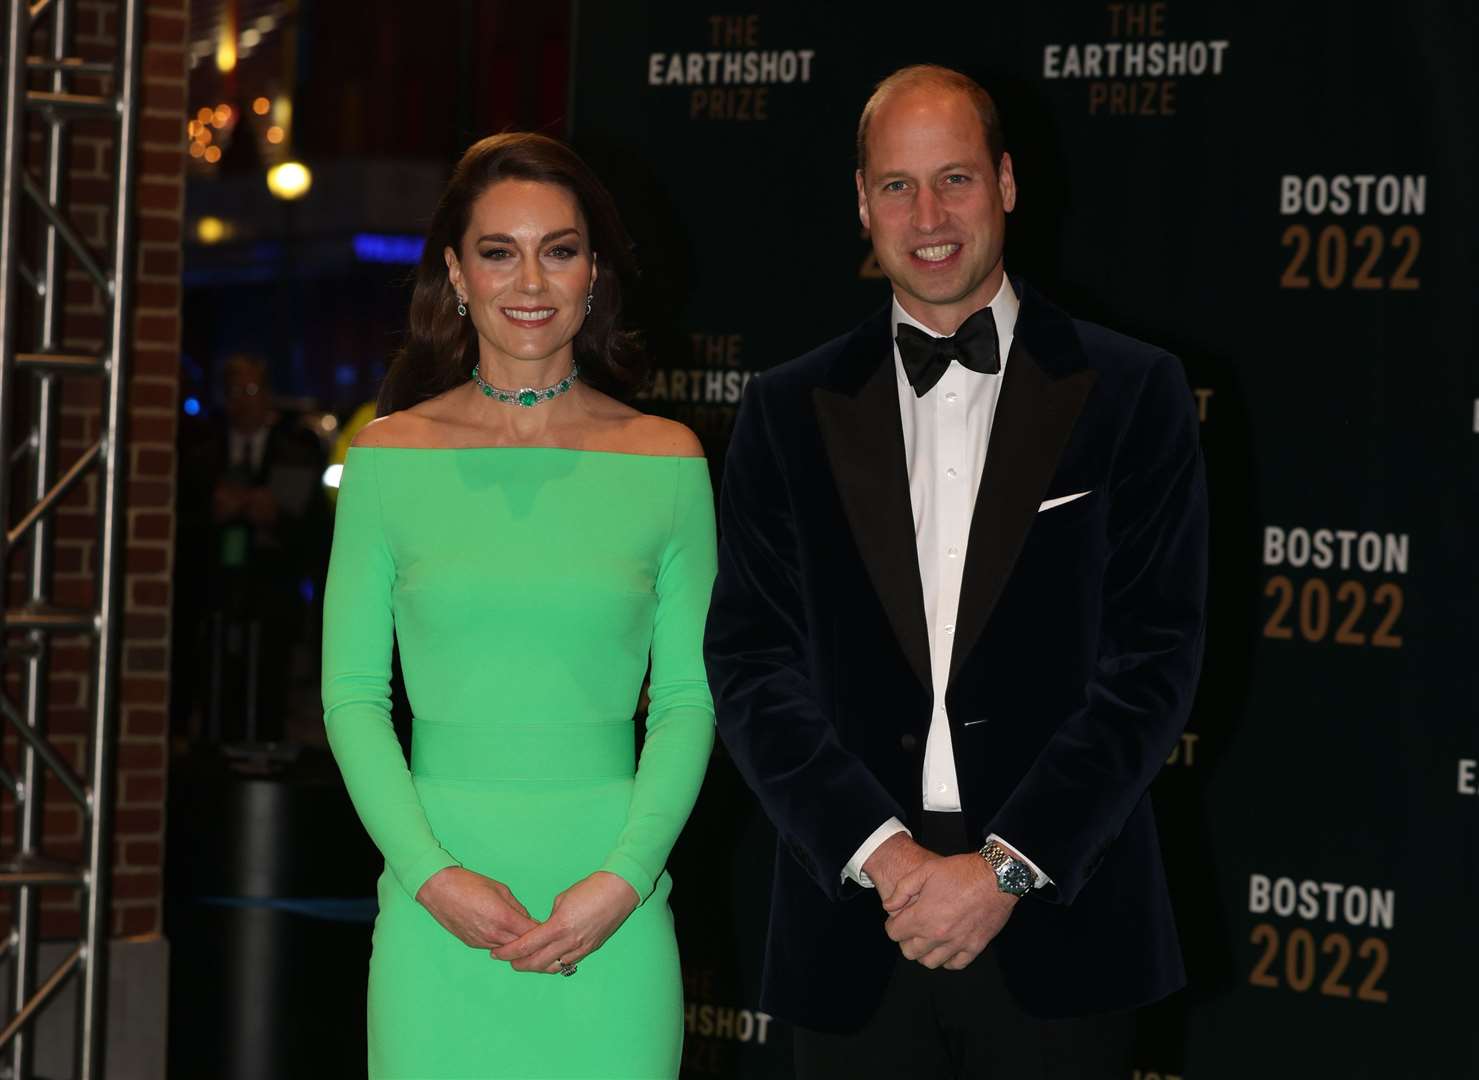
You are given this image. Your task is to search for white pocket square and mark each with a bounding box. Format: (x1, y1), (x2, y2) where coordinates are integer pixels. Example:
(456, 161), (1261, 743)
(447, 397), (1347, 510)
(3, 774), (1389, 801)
(1038, 490), (1092, 512)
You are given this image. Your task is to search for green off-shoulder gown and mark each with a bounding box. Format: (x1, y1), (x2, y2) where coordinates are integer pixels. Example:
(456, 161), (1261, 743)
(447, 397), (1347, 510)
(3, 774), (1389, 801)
(322, 447), (716, 1079)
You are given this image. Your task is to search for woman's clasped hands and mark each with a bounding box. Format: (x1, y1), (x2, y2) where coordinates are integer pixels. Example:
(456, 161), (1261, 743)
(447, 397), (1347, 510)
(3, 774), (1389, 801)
(417, 867), (639, 975)
(491, 871), (639, 975)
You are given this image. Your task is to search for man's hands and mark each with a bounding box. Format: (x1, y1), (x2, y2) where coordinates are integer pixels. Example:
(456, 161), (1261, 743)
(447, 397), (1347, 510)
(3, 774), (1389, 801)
(415, 866), (539, 949)
(882, 853), (1018, 970)
(491, 872), (640, 975)
(863, 833), (1019, 970)
(861, 831), (934, 903)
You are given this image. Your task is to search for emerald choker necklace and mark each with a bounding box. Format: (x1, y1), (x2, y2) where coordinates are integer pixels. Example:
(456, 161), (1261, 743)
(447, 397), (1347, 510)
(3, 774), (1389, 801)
(470, 362), (579, 408)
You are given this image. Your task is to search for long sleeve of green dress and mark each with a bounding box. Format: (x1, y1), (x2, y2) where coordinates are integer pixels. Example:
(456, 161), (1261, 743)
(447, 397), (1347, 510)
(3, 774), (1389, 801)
(321, 450), (460, 899)
(597, 458), (717, 900)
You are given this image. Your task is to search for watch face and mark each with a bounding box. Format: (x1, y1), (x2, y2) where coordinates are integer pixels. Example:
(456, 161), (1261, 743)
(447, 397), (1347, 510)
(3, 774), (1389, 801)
(1000, 862), (1033, 895)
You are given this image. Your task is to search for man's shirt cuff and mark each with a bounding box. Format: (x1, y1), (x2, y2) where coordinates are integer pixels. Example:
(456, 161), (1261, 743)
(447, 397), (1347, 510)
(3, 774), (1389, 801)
(988, 833), (1052, 889)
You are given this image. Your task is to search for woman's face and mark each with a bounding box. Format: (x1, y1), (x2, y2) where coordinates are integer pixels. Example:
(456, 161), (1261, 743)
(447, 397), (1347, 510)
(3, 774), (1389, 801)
(445, 179), (597, 372)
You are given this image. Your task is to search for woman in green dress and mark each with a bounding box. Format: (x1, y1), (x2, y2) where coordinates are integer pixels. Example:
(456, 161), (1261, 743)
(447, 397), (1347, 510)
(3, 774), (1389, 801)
(322, 133), (715, 1078)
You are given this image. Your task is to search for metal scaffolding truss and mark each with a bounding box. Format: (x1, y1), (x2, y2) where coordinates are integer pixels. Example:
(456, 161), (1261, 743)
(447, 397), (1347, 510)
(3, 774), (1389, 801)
(0, 0), (142, 1077)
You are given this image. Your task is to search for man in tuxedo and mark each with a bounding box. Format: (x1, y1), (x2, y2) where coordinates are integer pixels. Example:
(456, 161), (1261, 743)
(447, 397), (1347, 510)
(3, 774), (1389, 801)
(704, 65), (1208, 1077)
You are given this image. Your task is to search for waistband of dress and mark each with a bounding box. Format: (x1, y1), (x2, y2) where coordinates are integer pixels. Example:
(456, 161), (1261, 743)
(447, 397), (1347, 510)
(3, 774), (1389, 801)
(410, 720), (635, 782)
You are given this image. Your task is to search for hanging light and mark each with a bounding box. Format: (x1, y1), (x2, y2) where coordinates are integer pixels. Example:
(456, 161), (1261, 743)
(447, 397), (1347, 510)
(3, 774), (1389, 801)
(266, 161), (312, 200)
(196, 217), (228, 244)
(216, 3), (237, 73)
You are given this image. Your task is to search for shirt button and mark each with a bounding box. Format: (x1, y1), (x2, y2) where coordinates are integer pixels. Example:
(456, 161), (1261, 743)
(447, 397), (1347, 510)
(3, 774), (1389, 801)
(944, 624), (955, 635)
(945, 467), (958, 479)
(936, 783), (949, 794)
(944, 392), (958, 404)
(946, 546), (959, 558)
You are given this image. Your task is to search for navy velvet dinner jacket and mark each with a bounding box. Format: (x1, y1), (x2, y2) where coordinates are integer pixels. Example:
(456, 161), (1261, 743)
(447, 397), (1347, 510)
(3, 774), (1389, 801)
(703, 280), (1209, 1030)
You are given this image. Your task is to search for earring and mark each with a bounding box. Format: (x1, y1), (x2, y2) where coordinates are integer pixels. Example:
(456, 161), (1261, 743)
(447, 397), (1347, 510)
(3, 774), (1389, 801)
(585, 291), (593, 316)
(456, 297), (467, 317)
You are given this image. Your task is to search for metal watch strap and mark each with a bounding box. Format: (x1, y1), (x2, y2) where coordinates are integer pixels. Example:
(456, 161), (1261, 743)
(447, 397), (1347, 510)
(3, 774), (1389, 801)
(979, 840), (1033, 895)
(980, 841), (1011, 874)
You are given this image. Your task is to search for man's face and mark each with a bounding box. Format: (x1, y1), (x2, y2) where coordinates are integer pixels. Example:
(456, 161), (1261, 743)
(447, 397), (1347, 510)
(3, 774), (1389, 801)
(856, 85), (1016, 334)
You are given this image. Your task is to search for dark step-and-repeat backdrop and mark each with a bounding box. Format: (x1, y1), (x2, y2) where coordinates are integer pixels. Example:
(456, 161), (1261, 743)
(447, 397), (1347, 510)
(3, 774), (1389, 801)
(567, 4), (1476, 1078)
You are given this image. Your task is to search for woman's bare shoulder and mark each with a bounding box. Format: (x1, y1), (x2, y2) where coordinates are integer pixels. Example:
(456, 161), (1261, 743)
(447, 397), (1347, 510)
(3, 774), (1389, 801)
(577, 388), (704, 458)
(351, 387), (479, 448)
(611, 412), (704, 459)
(351, 409), (439, 449)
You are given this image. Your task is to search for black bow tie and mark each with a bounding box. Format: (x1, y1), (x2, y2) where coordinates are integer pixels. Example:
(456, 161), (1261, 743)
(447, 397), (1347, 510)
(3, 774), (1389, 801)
(895, 306), (1001, 397)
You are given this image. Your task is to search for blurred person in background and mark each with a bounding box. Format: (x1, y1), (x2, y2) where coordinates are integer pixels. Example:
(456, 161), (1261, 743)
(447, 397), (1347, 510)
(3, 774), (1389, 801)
(178, 353), (330, 743)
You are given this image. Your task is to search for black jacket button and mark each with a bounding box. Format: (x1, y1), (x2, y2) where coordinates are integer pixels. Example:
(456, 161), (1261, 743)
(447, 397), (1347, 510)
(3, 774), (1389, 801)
(900, 733), (918, 751)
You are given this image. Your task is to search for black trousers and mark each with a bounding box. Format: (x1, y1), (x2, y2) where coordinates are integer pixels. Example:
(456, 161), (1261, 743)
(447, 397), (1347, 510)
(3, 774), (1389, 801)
(793, 812), (1135, 1080)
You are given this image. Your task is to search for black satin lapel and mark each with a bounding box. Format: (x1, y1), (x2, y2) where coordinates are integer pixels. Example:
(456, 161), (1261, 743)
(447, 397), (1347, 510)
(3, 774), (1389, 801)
(949, 341), (1097, 685)
(814, 362), (932, 693)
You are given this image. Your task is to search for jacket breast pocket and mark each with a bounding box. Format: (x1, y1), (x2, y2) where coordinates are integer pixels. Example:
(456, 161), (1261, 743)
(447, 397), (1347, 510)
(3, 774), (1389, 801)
(1032, 490), (1101, 530)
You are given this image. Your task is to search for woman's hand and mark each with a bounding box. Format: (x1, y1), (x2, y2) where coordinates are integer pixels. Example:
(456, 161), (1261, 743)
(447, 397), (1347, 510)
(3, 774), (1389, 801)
(490, 871), (640, 974)
(415, 866), (539, 949)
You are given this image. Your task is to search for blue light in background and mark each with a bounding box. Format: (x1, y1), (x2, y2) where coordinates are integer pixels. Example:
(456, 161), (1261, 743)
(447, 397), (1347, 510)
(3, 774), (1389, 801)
(335, 364), (358, 386)
(300, 577), (316, 604)
(183, 396), (201, 416)
(352, 233), (424, 264)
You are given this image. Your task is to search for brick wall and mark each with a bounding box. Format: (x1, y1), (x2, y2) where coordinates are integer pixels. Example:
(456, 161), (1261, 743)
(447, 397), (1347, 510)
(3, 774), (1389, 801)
(0, 0), (185, 942)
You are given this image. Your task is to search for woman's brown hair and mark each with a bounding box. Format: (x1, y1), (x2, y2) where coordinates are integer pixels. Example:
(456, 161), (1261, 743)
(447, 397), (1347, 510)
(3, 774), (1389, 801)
(378, 133), (643, 415)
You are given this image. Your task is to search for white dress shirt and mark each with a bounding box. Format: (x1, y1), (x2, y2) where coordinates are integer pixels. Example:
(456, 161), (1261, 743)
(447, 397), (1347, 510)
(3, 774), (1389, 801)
(842, 276), (1050, 890)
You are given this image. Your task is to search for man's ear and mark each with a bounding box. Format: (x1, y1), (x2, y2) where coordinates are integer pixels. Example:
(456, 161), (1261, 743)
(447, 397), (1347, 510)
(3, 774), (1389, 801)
(856, 169), (871, 231)
(996, 152), (1017, 214)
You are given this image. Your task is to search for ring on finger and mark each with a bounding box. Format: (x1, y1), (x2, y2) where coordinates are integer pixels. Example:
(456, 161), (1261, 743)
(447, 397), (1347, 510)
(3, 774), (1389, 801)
(557, 958), (578, 977)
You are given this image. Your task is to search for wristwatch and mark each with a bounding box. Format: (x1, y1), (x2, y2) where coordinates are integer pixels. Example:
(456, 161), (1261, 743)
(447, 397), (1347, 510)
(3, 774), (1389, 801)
(979, 840), (1034, 897)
